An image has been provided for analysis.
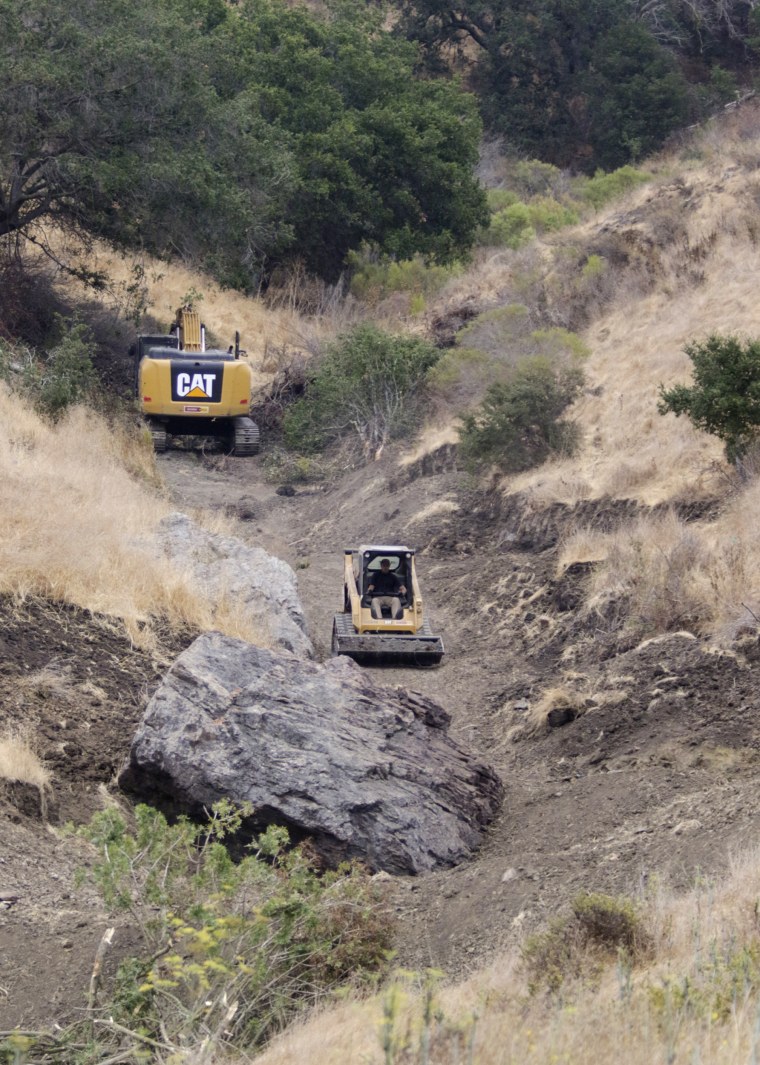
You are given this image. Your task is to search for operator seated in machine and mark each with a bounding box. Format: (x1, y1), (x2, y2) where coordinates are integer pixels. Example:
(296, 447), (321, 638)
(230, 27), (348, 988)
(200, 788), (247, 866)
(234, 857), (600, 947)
(365, 558), (407, 620)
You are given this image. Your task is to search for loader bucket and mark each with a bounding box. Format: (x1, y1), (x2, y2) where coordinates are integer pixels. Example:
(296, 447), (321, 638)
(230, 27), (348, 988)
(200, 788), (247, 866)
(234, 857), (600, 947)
(332, 614), (444, 666)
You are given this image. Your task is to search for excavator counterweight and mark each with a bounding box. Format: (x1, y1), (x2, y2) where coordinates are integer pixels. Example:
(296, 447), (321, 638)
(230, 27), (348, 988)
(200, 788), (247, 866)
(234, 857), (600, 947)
(133, 305), (260, 455)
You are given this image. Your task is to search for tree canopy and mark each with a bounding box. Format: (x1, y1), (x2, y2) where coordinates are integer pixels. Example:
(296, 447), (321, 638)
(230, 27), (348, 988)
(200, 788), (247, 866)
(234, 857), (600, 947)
(399, 0), (732, 170)
(0, 0), (487, 286)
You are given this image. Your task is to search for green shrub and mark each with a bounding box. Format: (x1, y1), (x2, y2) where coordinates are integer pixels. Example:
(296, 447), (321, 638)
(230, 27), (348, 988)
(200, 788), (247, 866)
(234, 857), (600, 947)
(526, 196), (579, 232)
(435, 311), (588, 414)
(522, 891), (649, 994)
(348, 253), (461, 304)
(283, 324), (440, 457)
(575, 166), (651, 210)
(658, 334), (760, 463)
(528, 327), (590, 361)
(76, 801), (392, 1058)
(509, 159), (565, 198)
(488, 202), (536, 249)
(458, 356), (584, 472)
(572, 892), (646, 954)
(582, 254), (607, 280)
(22, 315), (97, 419)
(427, 346), (502, 410)
(483, 196), (578, 248)
(456, 303), (533, 358)
(486, 188), (519, 212)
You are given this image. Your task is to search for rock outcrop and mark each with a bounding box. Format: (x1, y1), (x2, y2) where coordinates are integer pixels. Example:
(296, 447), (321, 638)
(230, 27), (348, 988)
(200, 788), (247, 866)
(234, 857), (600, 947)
(120, 632), (503, 874)
(155, 513), (312, 657)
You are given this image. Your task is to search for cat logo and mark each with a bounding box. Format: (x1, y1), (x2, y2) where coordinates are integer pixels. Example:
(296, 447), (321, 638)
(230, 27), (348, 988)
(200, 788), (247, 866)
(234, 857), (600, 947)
(171, 366), (222, 403)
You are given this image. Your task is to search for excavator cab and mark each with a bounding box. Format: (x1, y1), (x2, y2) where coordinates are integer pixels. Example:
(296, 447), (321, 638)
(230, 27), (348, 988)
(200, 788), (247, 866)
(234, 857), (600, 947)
(333, 544), (444, 665)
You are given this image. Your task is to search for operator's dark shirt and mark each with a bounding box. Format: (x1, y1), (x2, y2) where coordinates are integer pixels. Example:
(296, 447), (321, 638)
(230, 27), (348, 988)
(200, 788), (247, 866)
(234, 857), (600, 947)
(368, 570), (403, 596)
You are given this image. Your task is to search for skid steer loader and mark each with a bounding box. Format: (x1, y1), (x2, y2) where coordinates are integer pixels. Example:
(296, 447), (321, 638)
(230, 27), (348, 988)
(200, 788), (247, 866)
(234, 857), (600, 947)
(133, 305), (260, 454)
(332, 545), (444, 665)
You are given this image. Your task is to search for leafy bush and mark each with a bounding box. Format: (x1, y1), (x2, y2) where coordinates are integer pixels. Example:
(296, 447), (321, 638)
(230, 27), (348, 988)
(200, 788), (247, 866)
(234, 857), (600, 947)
(22, 316), (97, 419)
(658, 334), (760, 463)
(528, 327), (590, 361)
(486, 188), (519, 212)
(283, 324), (440, 458)
(428, 346), (501, 410)
(508, 159), (565, 198)
(76, 801), (392, 1058)
(348, 252), (461, 306)
(522, 891), (649, 994)
(575, 166), (651, 210)
(484, 196), (578, 248)
(458, 356), (583, 472)
(456, 303), (533, 358)
(488, 202), (536, 249)
(582, 254), (607, 280)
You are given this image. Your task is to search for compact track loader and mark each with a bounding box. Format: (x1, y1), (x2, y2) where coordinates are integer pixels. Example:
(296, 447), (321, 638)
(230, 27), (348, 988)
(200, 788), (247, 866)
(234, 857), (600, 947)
(332, 545), (444, 665)
(133, 305), (260, 454)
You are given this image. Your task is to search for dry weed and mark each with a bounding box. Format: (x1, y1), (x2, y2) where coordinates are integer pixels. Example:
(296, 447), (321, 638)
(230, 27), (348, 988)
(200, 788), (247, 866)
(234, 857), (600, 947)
(518, 683), (587, 735)
(560, 473), (760, 643)
(0, 727), (51, 818)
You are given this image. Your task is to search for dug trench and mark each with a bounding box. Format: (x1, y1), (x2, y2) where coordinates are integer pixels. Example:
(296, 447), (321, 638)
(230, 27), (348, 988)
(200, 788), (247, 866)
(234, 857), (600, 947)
(3, 445), (760, 1028)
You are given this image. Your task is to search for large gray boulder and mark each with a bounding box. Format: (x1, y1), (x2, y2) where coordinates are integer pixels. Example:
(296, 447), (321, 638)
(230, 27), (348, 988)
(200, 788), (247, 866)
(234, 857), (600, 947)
(155, 513), (312, 657)
(120, 633), (503, 874)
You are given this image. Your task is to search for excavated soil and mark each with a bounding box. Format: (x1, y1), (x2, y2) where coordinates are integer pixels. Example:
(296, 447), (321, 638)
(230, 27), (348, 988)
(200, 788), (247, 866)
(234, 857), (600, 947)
(4, 443), (760, 1030)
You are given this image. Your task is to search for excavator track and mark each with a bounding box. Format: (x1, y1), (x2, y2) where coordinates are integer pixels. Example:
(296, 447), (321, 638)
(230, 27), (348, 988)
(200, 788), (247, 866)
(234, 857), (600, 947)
(148, 420), (168, 452)
(232, 416), (260, 456)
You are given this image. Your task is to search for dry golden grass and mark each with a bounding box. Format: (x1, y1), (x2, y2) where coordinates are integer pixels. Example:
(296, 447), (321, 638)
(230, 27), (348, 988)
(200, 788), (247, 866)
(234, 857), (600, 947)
(405, 498), (460, 528)
(0, 386), (270, 646)
(71, 242), (311, 372)
(558, 473), (760, 641)
(248, 845), (760, 1065)
(415, 103), (760, 506)
(0, 728), (51, 792)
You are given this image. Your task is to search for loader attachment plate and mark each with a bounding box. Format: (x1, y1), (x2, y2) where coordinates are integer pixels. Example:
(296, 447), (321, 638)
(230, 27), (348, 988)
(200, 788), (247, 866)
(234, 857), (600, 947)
(332, 614), (444, 666)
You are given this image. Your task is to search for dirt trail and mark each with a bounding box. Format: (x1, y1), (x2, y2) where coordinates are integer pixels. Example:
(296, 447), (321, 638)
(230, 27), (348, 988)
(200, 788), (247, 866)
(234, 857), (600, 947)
(3, 444), (760, 1030)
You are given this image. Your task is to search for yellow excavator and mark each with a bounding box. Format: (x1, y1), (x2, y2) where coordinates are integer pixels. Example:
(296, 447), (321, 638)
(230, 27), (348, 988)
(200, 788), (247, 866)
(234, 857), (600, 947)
(332, 545), (444, 665)
(133, 305), (260, 454)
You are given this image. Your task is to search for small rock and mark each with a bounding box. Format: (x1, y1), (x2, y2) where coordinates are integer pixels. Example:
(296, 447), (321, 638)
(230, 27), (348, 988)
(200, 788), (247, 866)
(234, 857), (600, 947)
(547, 706), (578, 728)
(501, 867), (518, 883)
(672, 819), (702, 836)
